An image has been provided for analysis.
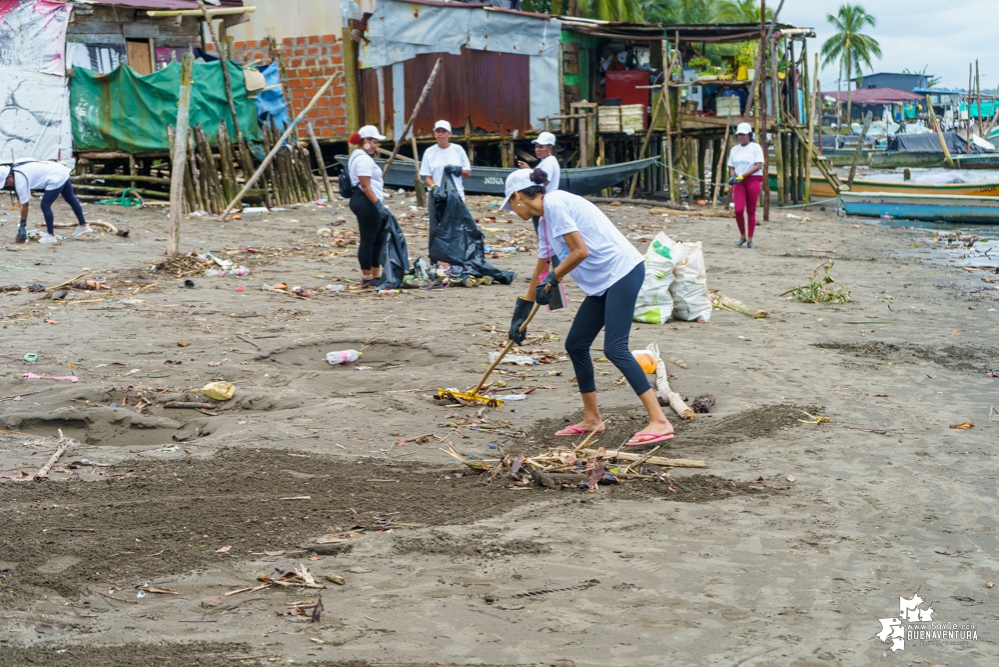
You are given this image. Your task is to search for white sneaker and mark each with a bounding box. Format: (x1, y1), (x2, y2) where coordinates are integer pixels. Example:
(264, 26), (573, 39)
(72, 224), (92, 237)
(39, 233), (59, 244)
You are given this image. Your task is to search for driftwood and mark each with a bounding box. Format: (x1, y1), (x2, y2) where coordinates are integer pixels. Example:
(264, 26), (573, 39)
(709, 291), (769, 319)
(528, 467), (589, 488)
(581, 448), (707, 469)
(34, 430), (72, 481)
(163, 401), (217, 409)
(647, 343), (695, 420)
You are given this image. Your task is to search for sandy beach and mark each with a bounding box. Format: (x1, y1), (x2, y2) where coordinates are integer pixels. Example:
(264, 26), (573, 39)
(0, 193), (996, 667)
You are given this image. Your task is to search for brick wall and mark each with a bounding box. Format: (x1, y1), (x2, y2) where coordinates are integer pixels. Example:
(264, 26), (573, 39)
(220, 34), (348, 140)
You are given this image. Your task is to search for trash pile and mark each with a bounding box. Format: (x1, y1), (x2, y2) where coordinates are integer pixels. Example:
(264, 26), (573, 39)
(151, 252), (249, 279)
(633, 232), (712, 324)
(441, 433), (708, 493)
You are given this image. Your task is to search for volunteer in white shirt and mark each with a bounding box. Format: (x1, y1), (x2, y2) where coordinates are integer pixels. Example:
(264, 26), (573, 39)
(347, 125), (389, 287)
(517, 131), (561, 192)
(726, 122), (765, 248)
(1, 161), (91, 244)
(501, 168), (675, 447)
(420, 120), (471, 198)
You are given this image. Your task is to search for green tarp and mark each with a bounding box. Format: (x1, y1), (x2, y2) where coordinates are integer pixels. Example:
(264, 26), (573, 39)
(70, 60), (260, 154)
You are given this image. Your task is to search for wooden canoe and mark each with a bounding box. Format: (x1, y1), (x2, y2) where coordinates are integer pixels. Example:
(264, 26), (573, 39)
(334, 155), (657, 197)
(770, 172), (999, 199)
(840, 191), (999, 224)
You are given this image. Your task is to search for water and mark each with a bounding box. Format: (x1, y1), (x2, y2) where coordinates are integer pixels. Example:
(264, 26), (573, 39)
(873, 217), (999, 271)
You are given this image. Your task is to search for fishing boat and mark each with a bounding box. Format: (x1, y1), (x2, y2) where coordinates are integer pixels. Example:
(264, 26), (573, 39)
(334, 155), (656, 196)
(953, 153), (999, 169)
(770, 172), (999, 199)
(840, 191), (999, 224)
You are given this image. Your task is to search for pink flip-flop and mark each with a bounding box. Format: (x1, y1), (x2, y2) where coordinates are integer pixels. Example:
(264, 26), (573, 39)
(625, 432), (674, 447)
(555, 424), (605, 437)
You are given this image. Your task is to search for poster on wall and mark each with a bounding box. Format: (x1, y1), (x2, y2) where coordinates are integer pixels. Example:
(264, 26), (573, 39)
(0, 0), (71, 76)
(0, 70), (72, 161)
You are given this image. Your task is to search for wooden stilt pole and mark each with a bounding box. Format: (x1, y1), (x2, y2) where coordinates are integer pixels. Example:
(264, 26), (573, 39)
(168, 52), (194, 256)
(306, 122), (334, 202)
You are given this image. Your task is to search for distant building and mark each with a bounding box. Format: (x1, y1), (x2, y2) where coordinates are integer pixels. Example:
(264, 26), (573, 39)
(855, 72), (929, 93)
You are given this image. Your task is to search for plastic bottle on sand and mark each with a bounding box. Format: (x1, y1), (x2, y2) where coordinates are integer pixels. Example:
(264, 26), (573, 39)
(326, 350), (362, 365)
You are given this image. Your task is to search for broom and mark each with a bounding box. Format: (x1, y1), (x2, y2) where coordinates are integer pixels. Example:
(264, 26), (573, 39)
(437, 296), (544, 407)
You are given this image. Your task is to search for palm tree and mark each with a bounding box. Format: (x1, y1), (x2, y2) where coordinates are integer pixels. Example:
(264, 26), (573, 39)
(577, 0), (645, 22)
(820, 3), (882, 128)
(643, 0), (738, 24)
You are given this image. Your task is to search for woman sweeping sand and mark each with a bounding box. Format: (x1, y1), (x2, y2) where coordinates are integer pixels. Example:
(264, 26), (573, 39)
(501, 168), (674, 446)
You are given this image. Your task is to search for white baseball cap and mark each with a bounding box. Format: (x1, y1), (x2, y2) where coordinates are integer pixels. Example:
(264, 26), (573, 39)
(433, 120), (452, 132)
(358, 125), (386, 140)
(532, 131), (556, 146)
(735, 122), (753, 135)
(500, 169), (535, 211)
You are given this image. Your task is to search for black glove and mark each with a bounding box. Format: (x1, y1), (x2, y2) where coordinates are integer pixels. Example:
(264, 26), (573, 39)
(509, 297), (534, 344)
(375, 201), (390, 221)
(534, 271), (560, 306)
(728, 174), (743, 186)
(15, 219), (26, 243)
(443, 165), (463, 176)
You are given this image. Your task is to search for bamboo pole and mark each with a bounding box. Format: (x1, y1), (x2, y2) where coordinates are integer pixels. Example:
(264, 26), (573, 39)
(383, 58), (443, 175)
(269, 36), (299, 141)
(770, 39), (785, 207)
(199, 1), (242, 146)
(976, 60), (982, 139)
(926, 95), (955, 168)
(219, 71), (341, 220)
(805, 53), (817, 209)
(662, 39), (677, 203)
(168, 52), (194, 256)
(306, 122), (334, 202)
(968, 63), (973, 149)
(711, 119), (730, 208)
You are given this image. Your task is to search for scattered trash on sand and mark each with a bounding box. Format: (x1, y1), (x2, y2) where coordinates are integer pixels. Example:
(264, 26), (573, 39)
(201, 381), (235, 401)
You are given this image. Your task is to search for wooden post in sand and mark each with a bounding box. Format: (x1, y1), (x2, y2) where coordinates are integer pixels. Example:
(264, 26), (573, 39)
(168, 52), (194, 256)
(306, 122), (334, 202)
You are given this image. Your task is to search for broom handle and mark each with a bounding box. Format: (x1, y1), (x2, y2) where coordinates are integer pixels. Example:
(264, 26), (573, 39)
(471, 300), (543, 396)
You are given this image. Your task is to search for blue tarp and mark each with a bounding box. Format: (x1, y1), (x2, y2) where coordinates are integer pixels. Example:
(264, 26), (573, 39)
(255, 61), (290, 131)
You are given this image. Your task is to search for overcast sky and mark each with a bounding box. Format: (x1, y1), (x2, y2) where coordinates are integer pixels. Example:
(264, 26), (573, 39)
(780, 1), (999, 92)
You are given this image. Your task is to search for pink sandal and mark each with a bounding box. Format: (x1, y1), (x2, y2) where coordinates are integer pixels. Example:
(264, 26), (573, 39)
(625, 432), (674, 446)
(555, 424), (605, 437)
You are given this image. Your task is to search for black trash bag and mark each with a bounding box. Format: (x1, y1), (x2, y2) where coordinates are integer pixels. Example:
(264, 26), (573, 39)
(376, 211), (410, 290)
(427, 174), (516, 285)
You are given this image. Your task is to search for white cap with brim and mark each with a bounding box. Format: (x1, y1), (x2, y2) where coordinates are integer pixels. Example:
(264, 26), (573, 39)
(532, 131), (556, 146)
(433, 120), (452, 132)
(358, 125), (386, 140)
(735, 122), (753, 135)
(500, 169), (535, 211)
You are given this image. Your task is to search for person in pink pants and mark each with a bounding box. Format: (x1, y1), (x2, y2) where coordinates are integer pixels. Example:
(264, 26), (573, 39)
(727, 122), (765, 248)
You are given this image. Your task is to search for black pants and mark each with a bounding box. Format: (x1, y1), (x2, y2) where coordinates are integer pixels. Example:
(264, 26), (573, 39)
(350, 190), (384, 271)
(565, 262), (649, 396)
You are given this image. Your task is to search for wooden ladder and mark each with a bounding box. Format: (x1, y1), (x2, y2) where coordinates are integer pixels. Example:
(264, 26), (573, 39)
(789, 124), (847, 193)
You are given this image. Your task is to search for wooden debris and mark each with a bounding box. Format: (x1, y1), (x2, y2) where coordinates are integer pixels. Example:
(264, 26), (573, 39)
(648, 343), (695, 420)
(582, 448), (707, 468)
(709, 290), (770, 318)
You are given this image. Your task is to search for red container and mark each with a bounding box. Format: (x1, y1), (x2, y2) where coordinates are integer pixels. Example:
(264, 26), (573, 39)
(605, 70), (650, 127)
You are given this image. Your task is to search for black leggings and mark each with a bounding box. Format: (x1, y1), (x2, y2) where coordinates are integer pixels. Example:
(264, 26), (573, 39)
(41, 180), (86, 235)
(350, 190), (384, 271)
(565, 262), (650, 396)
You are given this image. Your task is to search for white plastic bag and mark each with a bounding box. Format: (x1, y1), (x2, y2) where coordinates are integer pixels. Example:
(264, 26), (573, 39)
(633, 232), (684, 324)
(670, 241), (712, 322)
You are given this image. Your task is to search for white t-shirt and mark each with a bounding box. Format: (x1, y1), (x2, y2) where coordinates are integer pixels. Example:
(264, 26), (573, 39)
(420, 143), (471, 196)
(537, 154), (560, 192)
(9, 161), (71, 204)
(537, 190), (643, 297)
(348, 149), (384, 202)
(727, 142), (765, 177)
